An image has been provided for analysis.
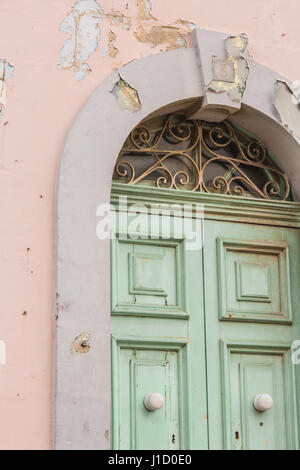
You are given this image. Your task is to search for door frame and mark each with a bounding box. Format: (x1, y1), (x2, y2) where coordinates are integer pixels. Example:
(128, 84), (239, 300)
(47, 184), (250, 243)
(54, 28), (300, 449)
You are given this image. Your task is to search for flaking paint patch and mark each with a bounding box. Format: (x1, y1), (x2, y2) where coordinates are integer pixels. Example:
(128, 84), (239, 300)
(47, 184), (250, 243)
(58, 0), (104, 80)
(59, 0), (195, 79)
(274, 81), (300, 138)
(134, 24), (188, 49)
(0, 59), (14, 121)
(111, 76), (141, 112)
(71, 332), (91, 354)
(136, 0), (157, 20)
(102, 30), (119, 58)
(208, 34), (249, 101)
(175, 19), (196, 31)
(108, 9), (125, 25)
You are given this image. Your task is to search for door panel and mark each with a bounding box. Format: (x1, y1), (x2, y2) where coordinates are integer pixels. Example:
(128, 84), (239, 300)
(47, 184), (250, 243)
(111, 237), (187, 318)
(204, 220), (300, 450)
(112, 340), (186, 450)
(217, 238), (292, 323)
(221, 341), (297, 450)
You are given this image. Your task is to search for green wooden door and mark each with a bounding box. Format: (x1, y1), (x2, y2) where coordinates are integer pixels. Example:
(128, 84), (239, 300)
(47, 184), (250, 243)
(111, 207), (208, 449)
(111, 186), (300, 450)
(203, 220), (300, 450)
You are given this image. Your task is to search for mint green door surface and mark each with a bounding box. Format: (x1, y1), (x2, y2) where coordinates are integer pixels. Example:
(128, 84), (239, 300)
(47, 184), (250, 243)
(111, 192), (300, 450)
(111, 209), (208, 450)
(203, 220), (300, 450)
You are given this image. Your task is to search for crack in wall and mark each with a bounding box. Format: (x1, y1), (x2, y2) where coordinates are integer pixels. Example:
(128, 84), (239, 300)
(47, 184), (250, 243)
(58, 0), (196, 80)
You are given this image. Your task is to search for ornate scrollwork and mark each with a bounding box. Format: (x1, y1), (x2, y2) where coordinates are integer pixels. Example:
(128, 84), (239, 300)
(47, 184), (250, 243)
(114, 114), (291, 201)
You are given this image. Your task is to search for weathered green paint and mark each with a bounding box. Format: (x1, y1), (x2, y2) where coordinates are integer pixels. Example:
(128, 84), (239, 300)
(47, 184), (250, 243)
(111, 185), (300, 450)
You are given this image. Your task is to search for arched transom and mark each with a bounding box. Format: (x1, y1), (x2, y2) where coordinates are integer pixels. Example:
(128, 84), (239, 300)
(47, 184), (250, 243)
(114, 114), (293, 201)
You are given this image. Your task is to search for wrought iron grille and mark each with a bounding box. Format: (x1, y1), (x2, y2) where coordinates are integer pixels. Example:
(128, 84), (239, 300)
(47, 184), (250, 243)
(113, 114), (292, 201)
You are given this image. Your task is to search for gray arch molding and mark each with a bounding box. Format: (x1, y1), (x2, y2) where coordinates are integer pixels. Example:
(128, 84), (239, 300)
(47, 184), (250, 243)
(55, 29), (300, 450)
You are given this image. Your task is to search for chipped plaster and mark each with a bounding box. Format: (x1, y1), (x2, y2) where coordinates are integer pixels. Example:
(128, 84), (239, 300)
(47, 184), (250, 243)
(275, 81), (300, 139)
(111, 76), (141, 112)
(59, 0), (195, 79)
(71, 333), (91, 354)
(0, 59), (14, 121)
(208, 34), (249, 101)
(290, 80), (300, 105)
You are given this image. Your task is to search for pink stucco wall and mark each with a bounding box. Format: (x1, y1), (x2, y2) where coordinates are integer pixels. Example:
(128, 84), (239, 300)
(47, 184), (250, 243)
(0, 0), (299, 450)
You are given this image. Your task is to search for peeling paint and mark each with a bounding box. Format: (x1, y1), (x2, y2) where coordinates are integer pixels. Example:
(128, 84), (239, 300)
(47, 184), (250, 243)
(58, 0), (104, 80)
(121, 20), (131, 30)
(71, 332), (91, 354)
(175, 19), (196, 31)
(111, 76), (141, 112)
(274, 81), (300, 138)
(59, 0), (195, 79)
(0, 59), (14, 121)
(0, 341), (6, 365)
(108, 9), (125, 25)
(102, 30), (119, 58)
(208, 34), (249, 101)
(136, 0), (157, 20)
(134, 24), (188, 49)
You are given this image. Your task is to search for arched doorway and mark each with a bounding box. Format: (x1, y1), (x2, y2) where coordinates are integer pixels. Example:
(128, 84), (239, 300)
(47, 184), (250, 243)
(110, 112), (300, 450)
(54, 30), (300, 450)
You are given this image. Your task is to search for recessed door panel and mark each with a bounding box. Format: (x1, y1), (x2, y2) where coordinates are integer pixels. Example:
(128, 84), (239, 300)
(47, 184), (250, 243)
(217, 238), (292, 323)
(221, 342), (297, 450)
(111, 237), (187, 318)
(112, 340), (187, 450)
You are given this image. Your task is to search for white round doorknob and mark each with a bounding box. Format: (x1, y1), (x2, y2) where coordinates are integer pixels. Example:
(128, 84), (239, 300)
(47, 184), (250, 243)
(144, 392), (164, 411)
(253, 393), (273, 412)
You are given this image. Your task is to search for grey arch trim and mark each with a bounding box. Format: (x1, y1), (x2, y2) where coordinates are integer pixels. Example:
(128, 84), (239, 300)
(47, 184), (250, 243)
(54, 29), (300, 450)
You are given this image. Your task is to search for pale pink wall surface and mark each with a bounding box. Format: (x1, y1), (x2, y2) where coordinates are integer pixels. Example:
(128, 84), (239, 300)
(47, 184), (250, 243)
(0, 0), (299, 450)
